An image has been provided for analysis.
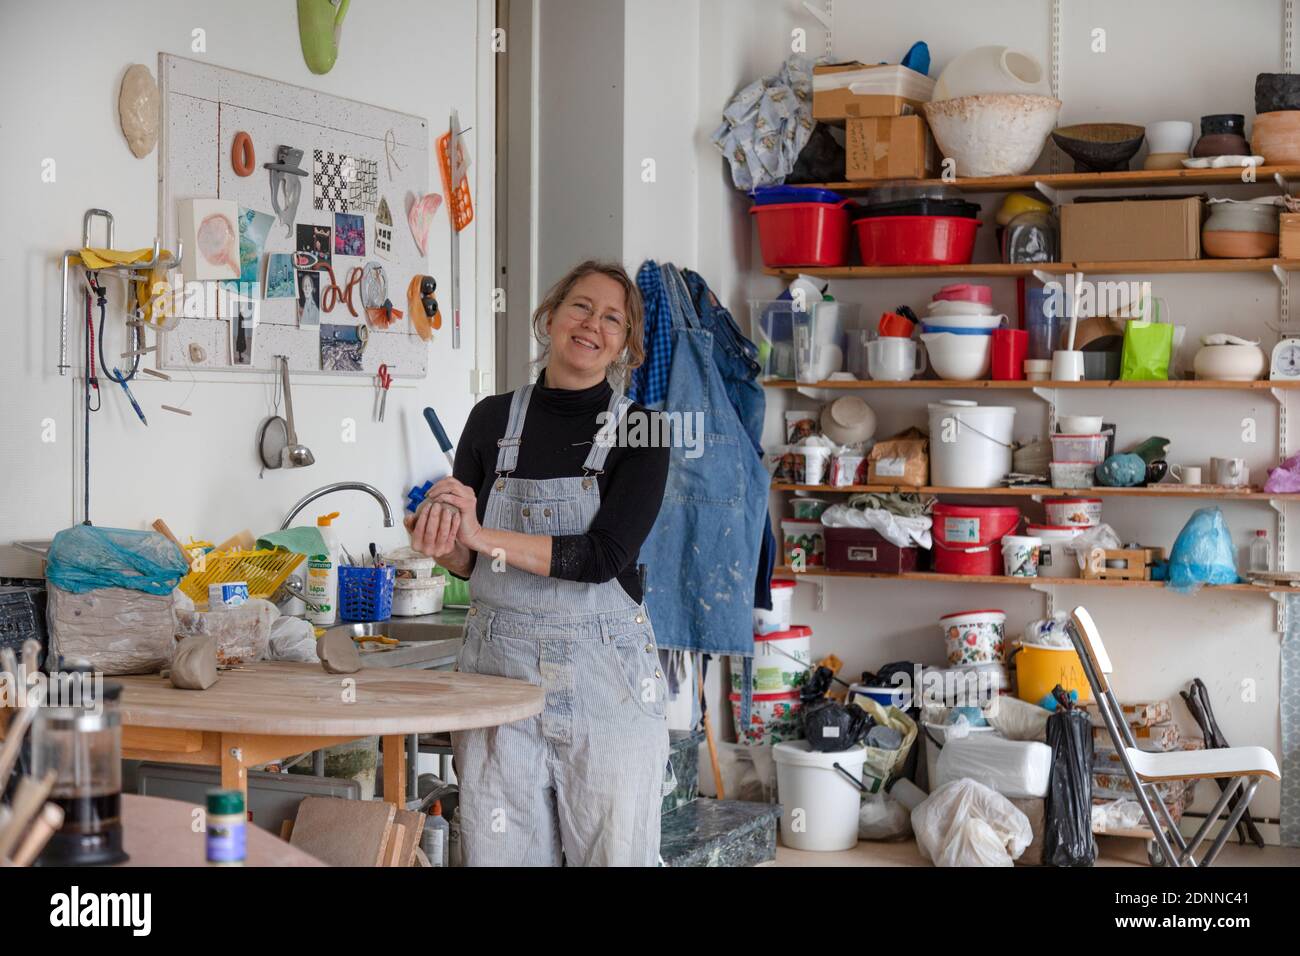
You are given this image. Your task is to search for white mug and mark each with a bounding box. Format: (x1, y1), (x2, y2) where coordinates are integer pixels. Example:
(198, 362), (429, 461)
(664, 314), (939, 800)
(867, 337), (927, 382)
(1051, 349), (1085, 382)
(1170, 464), (1202, 485)
(1210, 457), (1249, 487)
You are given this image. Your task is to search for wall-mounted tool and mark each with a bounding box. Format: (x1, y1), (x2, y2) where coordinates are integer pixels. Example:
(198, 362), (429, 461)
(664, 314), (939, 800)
(438, 111), (474, 351)
(375, 363), (392, 422)
(264, 146), (308, 237)
(422, 407), (457, 472)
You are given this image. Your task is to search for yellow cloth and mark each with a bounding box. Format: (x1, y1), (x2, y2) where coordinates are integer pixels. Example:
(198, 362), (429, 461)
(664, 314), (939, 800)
(76, 247), (158, 269)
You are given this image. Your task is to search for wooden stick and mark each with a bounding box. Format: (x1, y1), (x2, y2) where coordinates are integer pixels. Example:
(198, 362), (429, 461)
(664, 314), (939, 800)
(698, 654), (724, 800)
(151, 519), (183, 549)
(160, 405), (192, 416)
(0, 772), (56, 859)
(0, 700), (38, 788)
(10, 803), (64, 867)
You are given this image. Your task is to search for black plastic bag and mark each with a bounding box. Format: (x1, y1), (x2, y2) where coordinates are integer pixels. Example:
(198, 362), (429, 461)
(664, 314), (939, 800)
(803, 699), (874, 752)
(1043, 686), (1096, 866)
(787, 124), (845, 184)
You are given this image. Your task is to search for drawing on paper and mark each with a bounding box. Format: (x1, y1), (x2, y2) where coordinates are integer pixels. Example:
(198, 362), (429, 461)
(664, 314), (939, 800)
(313, 150), (378, 214)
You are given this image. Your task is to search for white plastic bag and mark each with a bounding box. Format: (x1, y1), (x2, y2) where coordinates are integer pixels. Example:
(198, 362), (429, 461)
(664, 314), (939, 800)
(268, 615), (320, 663)
(859, 792), (913, 841)
(936, 733), (1053, 799)
(48, 584), (176, 675)
(985, 696), (1051, 742)
(175, 598), (277, 663)
(912, 778), (1032, 867)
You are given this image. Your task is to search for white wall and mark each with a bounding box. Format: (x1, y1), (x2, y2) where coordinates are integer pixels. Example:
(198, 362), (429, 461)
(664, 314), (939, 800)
(0, 0), (495, 569)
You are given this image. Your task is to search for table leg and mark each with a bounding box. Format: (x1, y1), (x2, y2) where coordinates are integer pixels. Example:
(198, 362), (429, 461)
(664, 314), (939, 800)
(382, 734), (406, 806)
(219, 733), (250, 804)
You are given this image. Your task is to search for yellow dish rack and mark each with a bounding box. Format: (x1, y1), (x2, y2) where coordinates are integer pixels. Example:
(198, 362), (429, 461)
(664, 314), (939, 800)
(177, 542), (305, 604)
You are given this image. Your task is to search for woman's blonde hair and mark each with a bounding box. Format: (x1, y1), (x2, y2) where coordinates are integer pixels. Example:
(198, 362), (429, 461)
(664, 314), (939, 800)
(531, 260), (645, 387)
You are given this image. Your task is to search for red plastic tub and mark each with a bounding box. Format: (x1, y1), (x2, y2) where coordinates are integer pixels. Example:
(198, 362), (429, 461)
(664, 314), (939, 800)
(932, 503), (1021, 576)
(750, 201), (852, 267)
(853, 215), (981, 266)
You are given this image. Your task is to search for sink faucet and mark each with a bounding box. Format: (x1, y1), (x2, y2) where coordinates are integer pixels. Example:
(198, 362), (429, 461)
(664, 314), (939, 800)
(280, 481), (395, 530)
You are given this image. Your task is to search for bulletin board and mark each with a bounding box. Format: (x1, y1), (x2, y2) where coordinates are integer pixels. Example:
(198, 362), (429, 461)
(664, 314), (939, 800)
(157, 54), (433, 378)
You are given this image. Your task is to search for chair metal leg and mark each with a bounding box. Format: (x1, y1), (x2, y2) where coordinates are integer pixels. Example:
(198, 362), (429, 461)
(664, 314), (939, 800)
(1179, 776), (1243, 864)
(1199, 778), (1262, 867)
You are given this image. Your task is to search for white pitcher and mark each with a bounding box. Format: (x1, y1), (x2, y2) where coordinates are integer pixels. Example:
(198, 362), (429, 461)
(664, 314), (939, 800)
(867, 337), (927, 382)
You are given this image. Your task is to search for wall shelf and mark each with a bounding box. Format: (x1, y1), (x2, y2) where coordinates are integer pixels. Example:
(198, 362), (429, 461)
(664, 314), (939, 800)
(773, 483), (1294, 501)
(794, 165), (1300, 194)
(775, 566), (1297, 594)
(764, 258), (1300, 281)
(763, 378), (1300, 391)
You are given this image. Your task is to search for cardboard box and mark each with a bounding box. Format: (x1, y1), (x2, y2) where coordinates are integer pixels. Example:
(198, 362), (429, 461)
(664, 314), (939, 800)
(1060, 197), (1203, 262)
(846, 115), (937, 181)
(813, 62), (932, 120)
(1281, 212), (1300, 259)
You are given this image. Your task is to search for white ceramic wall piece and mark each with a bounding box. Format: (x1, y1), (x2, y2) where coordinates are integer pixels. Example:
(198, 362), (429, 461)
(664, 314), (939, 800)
(932, 46), (1052, 101)
(178, 197), (240, 281)
(924, 94), (1061, 177)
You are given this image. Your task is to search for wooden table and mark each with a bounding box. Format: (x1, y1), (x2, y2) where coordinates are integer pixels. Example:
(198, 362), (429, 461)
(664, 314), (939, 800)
(114, 663), (543, 806)
(119, 794), (326, 866)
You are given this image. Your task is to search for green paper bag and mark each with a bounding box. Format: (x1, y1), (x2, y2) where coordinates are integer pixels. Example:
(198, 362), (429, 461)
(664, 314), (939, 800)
(1120, 319), (1174, 381)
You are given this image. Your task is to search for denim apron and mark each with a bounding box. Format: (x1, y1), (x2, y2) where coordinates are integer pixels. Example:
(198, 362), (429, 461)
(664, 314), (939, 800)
(451, 384), (671, 866)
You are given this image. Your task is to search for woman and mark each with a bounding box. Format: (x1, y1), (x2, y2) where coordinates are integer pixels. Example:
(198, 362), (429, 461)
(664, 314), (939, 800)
(408, 260), (671, 866)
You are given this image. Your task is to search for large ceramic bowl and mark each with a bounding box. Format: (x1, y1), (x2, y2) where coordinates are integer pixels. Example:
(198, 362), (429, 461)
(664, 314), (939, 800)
(920, 331), (993, 380)
(1251, 110), (1300, 165)
(1257, 73), (1300, 113)
(924, 94), (1062, 177)
(1193, 344), (1267, 381)
(1051, 123), (1145, 172)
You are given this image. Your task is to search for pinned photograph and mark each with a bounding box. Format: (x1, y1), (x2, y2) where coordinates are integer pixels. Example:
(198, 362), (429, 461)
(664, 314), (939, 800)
(334, 212), (366, 257)
(222, 207), (275, 292)
(264, 252), (296, 298)
(320, 323), (365, 371)
(230, 298), (257, 366)
(296, 222), (332, 266)
(297, 268), (322, 328)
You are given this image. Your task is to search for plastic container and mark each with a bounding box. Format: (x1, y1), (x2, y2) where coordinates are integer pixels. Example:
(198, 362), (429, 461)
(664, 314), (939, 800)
(941, 609), (1007, 665)
(732, 625), (813, 693)
(773, 740), (867, 851)
(991, 328), (1029, 380)
(933, 283), (993, 306)
(338, 566), (396, 622)
(753, 578), (796, 635)
(853, 215), (981, 266)
(1051, 433), (1108, 464)
(1024, 358), (1053, 381)
(433, 566), (471, 606)
(1043, 497), (1102, 527)
(847, 682), (912, 710)
(780, 519), (824, 567)
(730, 690), (803, 745)
(923, 662), (1010, 707)
(1026, 523), (1083, 579)
(1050, 461), (1095, 489)
(852, 197), (982, 219)
(392, 574), (446, 617)
(927, 401), (1017, 488)
(751, 202), (852, 267)
(932, 503), (1021, 575)
(1014, 640), (1093, 704)
(1025, 285), (1068, 361)
(1001, 534), (1042, 577)
(307, 511), (341, 626)
(789, 497), (829, 520)
(796, 445), (831, 485)
(750, 185), (845, 206)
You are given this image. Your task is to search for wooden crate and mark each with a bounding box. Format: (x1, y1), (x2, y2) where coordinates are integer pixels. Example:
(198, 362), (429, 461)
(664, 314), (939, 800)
(1081, 547), (1165, 581)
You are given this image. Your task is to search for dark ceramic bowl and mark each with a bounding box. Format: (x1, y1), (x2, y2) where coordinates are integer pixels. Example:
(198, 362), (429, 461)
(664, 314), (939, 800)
(1192, 132), (1252, 157)
(1256, 73), (1300, 114)
(1051, 123), (1145, 172)
(1201, 113), (1246, 135)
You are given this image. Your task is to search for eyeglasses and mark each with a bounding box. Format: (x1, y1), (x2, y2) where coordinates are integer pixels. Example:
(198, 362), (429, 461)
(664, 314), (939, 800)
(564, 298), (628, 337)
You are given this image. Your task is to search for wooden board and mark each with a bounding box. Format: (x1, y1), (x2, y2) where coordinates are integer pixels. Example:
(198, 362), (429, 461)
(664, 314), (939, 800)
(764, 378), (1300, 391)
(765, 258), (1300, 280)
(113, 662), (543, 737)
(119, 794), (325, 867)
(799, 165), (1300, 193)
(290, 796), (395, 867)
(775, 566), (1300, 594)
(157, 54), (433, 378)
(392, 808), (426, 867)
(773, 482), (1293, 500)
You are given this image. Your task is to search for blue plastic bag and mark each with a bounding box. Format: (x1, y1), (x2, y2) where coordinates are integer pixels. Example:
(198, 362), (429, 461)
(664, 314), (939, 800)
(1166, 507), (1240, 593)
(46, 526), (188, 596)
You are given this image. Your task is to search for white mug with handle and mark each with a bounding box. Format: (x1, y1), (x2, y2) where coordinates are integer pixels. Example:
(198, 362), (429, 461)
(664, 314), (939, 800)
(1210, 457), (1248, 487)
(1170, 464), (1202, 485)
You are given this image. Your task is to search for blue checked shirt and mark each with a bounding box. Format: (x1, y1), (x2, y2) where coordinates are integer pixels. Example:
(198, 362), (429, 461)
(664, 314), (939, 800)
(631, 260), (673, 406)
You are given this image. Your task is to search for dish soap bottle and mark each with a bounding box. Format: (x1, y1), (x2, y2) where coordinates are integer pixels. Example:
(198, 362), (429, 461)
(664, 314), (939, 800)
(307, 511), (342, 626)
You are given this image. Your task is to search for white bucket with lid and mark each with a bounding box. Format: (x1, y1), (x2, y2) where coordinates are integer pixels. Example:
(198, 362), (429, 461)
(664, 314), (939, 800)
(773, 740), (868, 851)
(1026, 523), (1082, 579)
(927, 401), (1017, 488)
(753, 579), (796, 635)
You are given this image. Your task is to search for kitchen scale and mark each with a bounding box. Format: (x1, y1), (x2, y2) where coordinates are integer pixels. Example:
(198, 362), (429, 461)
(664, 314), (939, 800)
(1271, 337), (1300, 380)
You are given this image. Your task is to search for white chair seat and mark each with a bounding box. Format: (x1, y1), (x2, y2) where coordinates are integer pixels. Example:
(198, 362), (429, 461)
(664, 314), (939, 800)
(1124, 745), (1280, 783)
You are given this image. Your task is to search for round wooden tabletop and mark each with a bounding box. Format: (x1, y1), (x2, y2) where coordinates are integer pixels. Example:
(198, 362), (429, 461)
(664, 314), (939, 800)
(114, 662), (543, 737)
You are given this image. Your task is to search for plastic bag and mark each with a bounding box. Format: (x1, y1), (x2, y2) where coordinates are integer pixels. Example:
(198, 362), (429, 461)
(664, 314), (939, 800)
(1167, 506), (1240, 592)
(1120, 318), (1174, 381)
(48, 584), (176, 674)
(175, 596), (277, 664)
(936, 733), (1053, 799)
(856, 696), (919, 790)
(268, 614), (320, 662)
(912, 778), (1032, 867)
(859, 792), (912, 841)
(802, 699), (873, 752)
(986, 695), (1051, 742)
(1264, 450), (1300, 493)
(46, 525), (188, 596)
(1043, 700), (1096, 866)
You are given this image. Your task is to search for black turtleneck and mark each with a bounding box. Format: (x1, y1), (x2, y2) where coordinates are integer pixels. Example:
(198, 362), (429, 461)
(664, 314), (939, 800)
(451, 370), (670, 602)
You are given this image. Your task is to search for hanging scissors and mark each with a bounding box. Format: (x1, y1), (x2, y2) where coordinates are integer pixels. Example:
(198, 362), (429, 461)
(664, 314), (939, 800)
(376, 363), (393, 422)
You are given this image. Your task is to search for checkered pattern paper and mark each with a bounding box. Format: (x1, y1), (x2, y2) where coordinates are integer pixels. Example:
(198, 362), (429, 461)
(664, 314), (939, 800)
(313, 150), (378, 214)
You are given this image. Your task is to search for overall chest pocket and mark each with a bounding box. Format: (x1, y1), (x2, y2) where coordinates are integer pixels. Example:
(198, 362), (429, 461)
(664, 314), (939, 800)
(516, 498), (587, 535)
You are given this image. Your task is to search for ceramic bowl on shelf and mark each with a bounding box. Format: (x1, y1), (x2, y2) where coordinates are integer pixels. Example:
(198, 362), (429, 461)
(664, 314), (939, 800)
(920, 331), (993, 380)
(923, 94), (1062, 177)
(1257, 73), (1300, 114)
(1059, 415), (1104, 434)
(819, 395), (877, 446)
(1145, 120), (1195, 154)
(1202, 232), (1279, 257)
(932, 46), (1051, 101)
(1251, 110), (1300, 165)
(1193, 132), (1251, 158)
(921, 311), (1007, 330)
(1193, 343), (1267, 381)
(1201, 113), (1247, 136)
(1050, 123), (1145, 172)
(926, 298), (996, 317)
(1143, 151), (1189, 170)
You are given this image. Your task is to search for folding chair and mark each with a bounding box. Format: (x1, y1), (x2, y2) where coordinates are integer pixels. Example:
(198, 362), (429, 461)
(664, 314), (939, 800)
(1066, 606), (1280, 867)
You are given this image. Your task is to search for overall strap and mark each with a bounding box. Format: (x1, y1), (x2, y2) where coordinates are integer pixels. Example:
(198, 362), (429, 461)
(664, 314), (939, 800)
(582, 388), (632, 475)
(494, 384), (534, 476)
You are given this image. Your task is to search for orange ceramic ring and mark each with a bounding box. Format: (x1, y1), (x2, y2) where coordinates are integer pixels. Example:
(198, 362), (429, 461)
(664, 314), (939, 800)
(231, 131), (256, 176)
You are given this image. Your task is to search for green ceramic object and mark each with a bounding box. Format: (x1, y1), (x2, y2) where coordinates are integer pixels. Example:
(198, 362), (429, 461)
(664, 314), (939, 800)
(1129, 436), (1171, 465)
(298, 0), (351, 75)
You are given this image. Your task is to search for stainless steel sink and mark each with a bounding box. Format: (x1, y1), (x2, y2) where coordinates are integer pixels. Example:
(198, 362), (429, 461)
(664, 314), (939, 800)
(318, 609), (468, 670)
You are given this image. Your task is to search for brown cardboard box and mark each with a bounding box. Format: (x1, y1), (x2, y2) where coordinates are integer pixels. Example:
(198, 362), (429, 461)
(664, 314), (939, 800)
(813, 63), (928, 120)
(1281, 212), (1300, 258)
(1060, 197), (1204, 262)
(1010, 796), (1045, 866)
(846, 116), (937, 181)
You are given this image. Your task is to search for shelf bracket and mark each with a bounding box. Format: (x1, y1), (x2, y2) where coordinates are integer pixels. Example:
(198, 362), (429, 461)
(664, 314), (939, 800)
(1031, 181), (1062, 206)
(1029, 580), (1056, 617)
(1269, 591), (1294, 634)
(1273, 264), (1291, 287)
(1031, 386), (1059, 434)
(1274, 171), (1297, 198)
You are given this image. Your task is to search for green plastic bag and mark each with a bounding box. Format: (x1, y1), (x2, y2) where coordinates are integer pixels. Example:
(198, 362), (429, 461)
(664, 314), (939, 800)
(1120, 313), (1174, 381)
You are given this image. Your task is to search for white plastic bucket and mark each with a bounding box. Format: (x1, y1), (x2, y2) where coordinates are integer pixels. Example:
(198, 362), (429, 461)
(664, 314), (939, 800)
(753, 579), (796, 634)
(1026, 523), (1082, 579)
(927, 401), (1016, 488)
(1001, 534), (1042, 577)
(773, 740), (867, 851)
(392, 575), (446, 616)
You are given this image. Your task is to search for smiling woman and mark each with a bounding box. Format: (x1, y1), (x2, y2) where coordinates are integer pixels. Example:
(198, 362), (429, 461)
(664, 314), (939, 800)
(405, 260), (670, 867)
